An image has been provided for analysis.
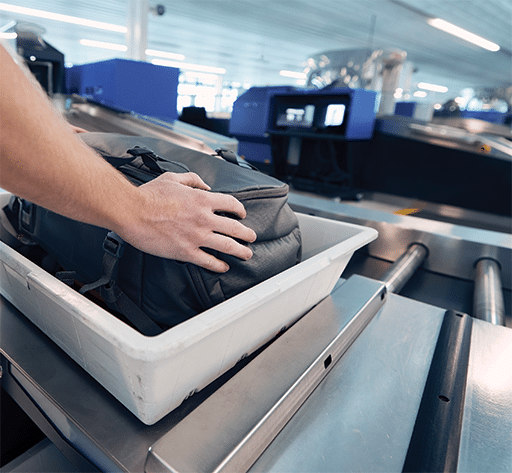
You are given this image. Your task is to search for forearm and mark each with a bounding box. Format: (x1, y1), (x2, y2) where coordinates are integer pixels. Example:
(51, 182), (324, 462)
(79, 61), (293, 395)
(0, 44), (256, 271)
(0, 45), (142, 232)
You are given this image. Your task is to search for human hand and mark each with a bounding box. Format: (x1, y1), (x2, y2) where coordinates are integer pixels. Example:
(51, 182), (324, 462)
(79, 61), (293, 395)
(116, 172), (257, 273)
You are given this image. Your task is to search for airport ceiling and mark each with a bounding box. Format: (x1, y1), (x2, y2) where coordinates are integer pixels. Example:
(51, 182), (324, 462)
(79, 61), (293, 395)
(3, 0), (512, 97)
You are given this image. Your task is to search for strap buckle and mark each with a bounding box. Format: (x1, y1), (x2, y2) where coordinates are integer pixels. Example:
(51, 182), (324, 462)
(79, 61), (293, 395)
(126, 146), (157, 158)
(127, 146), (164, 173)
(102, 231), (125, 259)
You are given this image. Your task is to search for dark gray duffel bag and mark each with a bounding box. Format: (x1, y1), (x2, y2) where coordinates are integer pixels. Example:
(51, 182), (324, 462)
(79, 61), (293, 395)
(13, 133), (302, 335)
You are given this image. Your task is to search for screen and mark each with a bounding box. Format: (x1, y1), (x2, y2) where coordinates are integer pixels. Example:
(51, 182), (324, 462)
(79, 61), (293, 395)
(323, 104), (346, 127)
(276, 104), (315, 128)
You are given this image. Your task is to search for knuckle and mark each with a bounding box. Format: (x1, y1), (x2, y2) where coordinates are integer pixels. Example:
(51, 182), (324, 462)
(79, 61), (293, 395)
(221, 236), (237, 254)
(226, 218), (241, 234)
(196, 211), (212, 228)
(226, 194), (245, 211)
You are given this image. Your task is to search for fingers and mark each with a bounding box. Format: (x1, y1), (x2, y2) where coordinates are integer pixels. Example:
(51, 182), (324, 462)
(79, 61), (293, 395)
(212, 211), (257, 245)
(188, 235), (252, 273)
(213, 192), (248, 220)
(166, 172), (211, 191)
(189, 195), (256, 273)
(190, 250), (230, 273)
(163, 175), (256, 242)
(190, 186), (256, 243)
(207, 231), (253, 260)
(193, 216), (255, 273)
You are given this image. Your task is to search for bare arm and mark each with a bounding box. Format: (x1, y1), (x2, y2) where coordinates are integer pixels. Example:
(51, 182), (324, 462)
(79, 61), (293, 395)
(0, 45), (256, 272)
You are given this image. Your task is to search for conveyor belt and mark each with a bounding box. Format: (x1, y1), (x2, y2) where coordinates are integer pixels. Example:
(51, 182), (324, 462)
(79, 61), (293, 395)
(332, 190), (512, 234)
(288, 191), (512, 328)
(410, 209), (510, 234)
(67, 107), (139, 135)
(62, 97), (238, 155)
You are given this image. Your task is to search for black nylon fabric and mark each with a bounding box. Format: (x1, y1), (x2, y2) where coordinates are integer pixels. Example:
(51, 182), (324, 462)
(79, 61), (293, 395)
(32, 208), (107, 283)
(19, 133), (302, 332)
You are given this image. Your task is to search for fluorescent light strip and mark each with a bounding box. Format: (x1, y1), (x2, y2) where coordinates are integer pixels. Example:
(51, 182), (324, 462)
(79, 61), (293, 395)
(0, 3), (127, 33)
(427, 18), (499, 52)
(79, 42), (188, 62)
(0, 31), (16, 39)
(80, 39), (127, 51)
(146, 49), (185, 61)
(280, 70), (307, 79)
(413, 91), (427, 98)
(0, 19), (15, 32)
(151, 58), (226, 74)
(183, 70), (219, 81)
(417, 82), (448, 93)
(79, 41), (187, 60)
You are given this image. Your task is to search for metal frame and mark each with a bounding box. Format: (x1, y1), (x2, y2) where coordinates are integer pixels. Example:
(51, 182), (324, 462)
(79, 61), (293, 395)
(146, 276), (386, 473)
(0, 357), (100, 472)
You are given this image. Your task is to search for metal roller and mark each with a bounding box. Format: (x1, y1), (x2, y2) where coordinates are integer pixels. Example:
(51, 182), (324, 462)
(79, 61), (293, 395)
(380, 243), (428, 294)
(473, 258), (506, 326)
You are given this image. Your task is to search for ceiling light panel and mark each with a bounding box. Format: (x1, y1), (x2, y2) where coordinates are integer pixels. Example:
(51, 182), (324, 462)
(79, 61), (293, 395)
(417, 82), (449, 93)
(0, 2), (127, 32)
(427, 18), (500, 52)
(80, 39), (127, 51)
(151, 58), (226, 74)
(145, 49), (185, 61)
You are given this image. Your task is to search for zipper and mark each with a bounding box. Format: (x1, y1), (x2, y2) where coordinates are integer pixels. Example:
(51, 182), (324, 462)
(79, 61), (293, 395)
(233, 186), (289, 202)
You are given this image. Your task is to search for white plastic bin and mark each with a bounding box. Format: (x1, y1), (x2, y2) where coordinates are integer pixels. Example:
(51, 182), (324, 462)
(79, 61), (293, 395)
(0, 195), (377, 424)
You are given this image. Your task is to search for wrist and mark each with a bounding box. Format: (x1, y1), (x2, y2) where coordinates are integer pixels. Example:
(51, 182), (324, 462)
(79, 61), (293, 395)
(107, 183), (145, 236)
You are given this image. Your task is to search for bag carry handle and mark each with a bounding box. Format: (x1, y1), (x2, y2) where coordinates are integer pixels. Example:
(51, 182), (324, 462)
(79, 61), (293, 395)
(126, 146), (190, 175)
(215, 148), (259, 170)
(127, 145), (257, 173)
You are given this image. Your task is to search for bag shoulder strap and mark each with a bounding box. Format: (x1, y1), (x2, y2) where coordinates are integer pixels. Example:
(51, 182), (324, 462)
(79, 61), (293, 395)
(79, 232), (164, 336)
